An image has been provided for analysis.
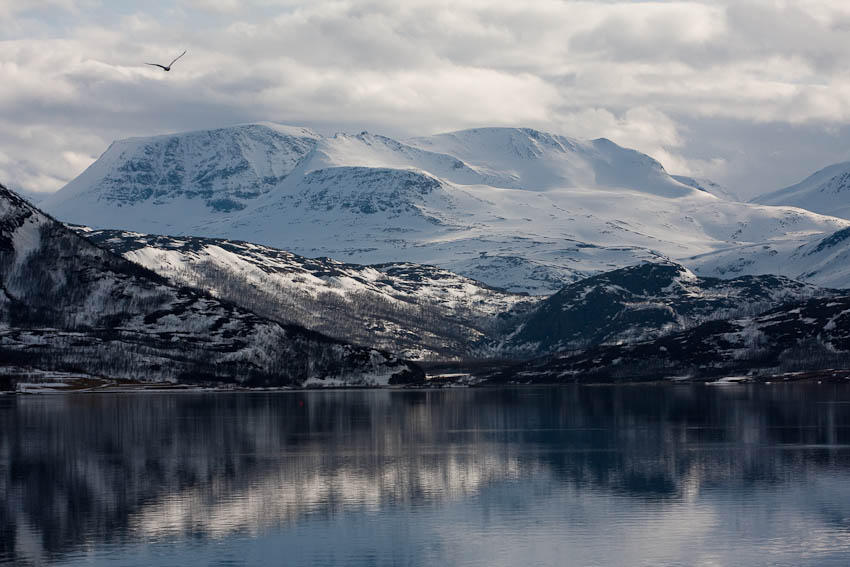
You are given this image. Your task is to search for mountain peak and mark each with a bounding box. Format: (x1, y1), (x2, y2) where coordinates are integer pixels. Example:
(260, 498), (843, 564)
(115, 122), (320, 145)
(410, 126), (688, 196)
(40, 123), (321, 233)
(752, 160), (850, 220)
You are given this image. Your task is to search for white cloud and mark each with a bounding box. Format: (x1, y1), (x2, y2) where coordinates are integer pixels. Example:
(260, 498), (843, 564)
(5, 1), (850, 195)
(182, 0), (242, 13)
(0, 0), (84, 17)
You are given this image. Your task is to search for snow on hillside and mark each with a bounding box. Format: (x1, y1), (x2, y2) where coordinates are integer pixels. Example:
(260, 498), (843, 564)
(41, 124), (850, 293)
(409, 128), (693, 196)
(671, 175), (738, 201)
(0, 183), (420, 386)
(686, 224), (850, 289)
(503, 261), (829, 356)
(496, 292), (850, 383)
(752, 161), (850, 220)
(78, 228), (538, 359)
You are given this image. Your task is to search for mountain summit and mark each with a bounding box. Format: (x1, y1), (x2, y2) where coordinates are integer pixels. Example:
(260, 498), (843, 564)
(41, 123), (320, 232)
(752, 161), (850, 220)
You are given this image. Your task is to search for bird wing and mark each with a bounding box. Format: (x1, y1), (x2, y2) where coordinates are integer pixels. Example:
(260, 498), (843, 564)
(145, 63), (168, 70)
(168, 50), (187, 67)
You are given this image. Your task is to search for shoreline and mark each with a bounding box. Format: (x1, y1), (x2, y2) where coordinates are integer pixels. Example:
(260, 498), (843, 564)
(3, 365), (850, 394)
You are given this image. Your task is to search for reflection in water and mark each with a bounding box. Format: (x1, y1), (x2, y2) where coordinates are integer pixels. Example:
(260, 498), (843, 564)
(2, 386), (850, 565)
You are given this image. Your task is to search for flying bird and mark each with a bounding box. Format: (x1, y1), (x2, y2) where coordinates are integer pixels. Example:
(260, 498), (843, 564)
(145, 50), (187, 72)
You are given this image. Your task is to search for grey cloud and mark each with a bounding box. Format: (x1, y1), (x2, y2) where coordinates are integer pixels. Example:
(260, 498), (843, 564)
(4, 0), (850, 198)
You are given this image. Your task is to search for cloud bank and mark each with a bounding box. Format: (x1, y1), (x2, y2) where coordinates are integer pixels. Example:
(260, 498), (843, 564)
(4, 0), (850, 197)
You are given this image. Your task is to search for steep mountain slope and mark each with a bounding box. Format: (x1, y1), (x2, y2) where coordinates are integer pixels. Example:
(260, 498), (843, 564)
(504, 261), (829, 355)
(752, 161), (850, 220)
(0, 183), (420, 386)
(77, 228), (538, 359)
(40, 123), (320, 234)
(41, 124), (850, 293)
(492, 293), (850, 384)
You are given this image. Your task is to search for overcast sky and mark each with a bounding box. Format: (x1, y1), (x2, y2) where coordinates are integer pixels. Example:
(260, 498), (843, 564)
(4, 0), (850, 199)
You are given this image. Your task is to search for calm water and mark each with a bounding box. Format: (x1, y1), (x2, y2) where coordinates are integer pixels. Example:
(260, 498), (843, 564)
(2, 385), (850, 566)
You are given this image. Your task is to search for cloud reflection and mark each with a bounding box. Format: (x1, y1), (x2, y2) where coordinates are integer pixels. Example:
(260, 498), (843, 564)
(2, 386), (850, 565)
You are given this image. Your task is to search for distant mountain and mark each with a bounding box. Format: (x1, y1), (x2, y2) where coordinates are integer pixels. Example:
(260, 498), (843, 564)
(0, 183), (420, 386)
(685, 224), (850, 289)
(671, 175), (738, 201)
(503, 261), (830, 355)
(40, 123), (320, 234)
(77, 228), (538, 360)
(41, 124), (850, 293)
(491, 293), (850, 384)
(752, 161), (850, 220)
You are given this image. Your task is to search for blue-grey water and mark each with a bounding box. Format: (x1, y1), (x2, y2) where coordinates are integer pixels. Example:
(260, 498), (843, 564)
(2, 385), (850, 566)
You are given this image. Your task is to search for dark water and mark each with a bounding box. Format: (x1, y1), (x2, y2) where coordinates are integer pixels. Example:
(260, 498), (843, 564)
(2, 385), (850, 566)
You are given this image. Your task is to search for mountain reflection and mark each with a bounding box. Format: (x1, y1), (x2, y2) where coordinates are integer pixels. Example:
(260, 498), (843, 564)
(2, 386), (850, 565)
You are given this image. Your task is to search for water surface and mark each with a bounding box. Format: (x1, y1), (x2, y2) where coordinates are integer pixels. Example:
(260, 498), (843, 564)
(2, 385), (850, 566)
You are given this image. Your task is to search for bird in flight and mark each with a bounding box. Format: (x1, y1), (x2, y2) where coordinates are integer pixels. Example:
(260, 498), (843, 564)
(145, 50), (187, 72)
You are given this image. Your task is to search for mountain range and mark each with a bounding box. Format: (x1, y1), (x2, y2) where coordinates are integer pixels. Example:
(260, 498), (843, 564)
(75, 230), (828, 364)
(40, 123), (850, 294)
(7, 122), (850, 386)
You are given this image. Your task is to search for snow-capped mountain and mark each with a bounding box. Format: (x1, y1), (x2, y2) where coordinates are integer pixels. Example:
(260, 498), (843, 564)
(77, 228), (538, 359)
(41, 124), (850, 293)
(40, 123), (320, 234)
(752, 161), (850, 220)
(492, 292), (850, 384)
(504, 261), (830, 355)
(0, 183), (420, 386)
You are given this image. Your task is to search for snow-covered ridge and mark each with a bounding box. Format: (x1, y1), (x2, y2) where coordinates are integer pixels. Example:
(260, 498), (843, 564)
(41, 123), (850, 292)
(78, 228), (538, 360)
(752, 161), (850, 220)
(409, 127), (690, 196)
(504, 260), (831, 355)
(685, 223), (850, 289)
(79, 228), (835, 365)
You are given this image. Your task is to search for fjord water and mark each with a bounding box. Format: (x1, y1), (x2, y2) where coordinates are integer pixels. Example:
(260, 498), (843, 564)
(2, 386), (850, 566)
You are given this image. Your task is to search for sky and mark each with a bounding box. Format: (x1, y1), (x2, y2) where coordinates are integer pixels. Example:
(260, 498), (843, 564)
(4, 0), (850, 199)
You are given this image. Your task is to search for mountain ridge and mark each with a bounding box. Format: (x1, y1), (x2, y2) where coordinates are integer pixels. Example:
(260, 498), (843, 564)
(503, 260), (831, 356)
(76, 227), (538, 360)
(752, 161), (850, 220)
(491, 292), (850, 384)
